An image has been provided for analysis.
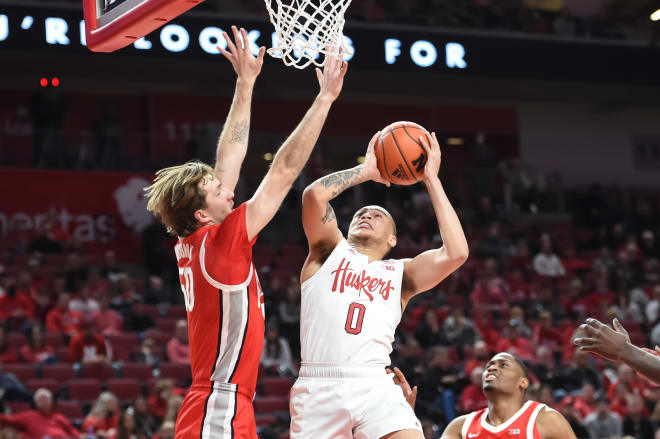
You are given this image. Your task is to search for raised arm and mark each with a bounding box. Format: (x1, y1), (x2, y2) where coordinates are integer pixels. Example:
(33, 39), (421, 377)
(301, 132), (389, 266)
(402, 133), (469, 302)
(245, 53), (348, 241)
(575, 318), (660, 385)
(215, 26), (266, 193)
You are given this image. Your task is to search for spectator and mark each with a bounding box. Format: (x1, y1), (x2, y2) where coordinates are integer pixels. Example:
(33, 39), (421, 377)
(114, 406), (142, 439)
(94, 295), (123, 335)
(578, 275), (617, 318)
(417, 309), (448, 348)
(572, 382), (597, 419)
(417, 347), (462, 424)
(560, 350), (601, 393)
(100, 250), (121, 281)
(148, 379), (174, 421)
(0, 361), (33, 411)
(533, 233), (566, 277)
(68, 319), (110, 365)
(532, 310), (564, 352)
(470, 258), (509, 311)
(278, 281), (301, 357)
(508, 306), (532, 339)
(442, 309), (481, 356)
(530, 345), (560, 388)
(474, 312), (499, 351)
(83, 392), (120, 439)
(464, 340), (490, 376)
(561, 245), (589, 276)
(163, 395), (182, 424)
(68, 285), (100, 318)
(559, 403), (590, 438)
(132, 337), (161, 369)
(584, 396), (623, 439)
(459, 366), (487, 413)
(0, 328), (18, 364)
(260, 319), (295, 377)
(0, 388), (79, 438)
(0, 283), (34, 330)
(152, 420), (175, 439)
(132, 396), (156, 438)
(166, 319), (190, 365)
(646, 285), (660, 324)
(592, 246), (616, 273)
(46, 292), (83, 337)
(623, 394), (654, 438)
(641, 230), (659, 259)
(607, 364), (649, 402)
(19, 325), (55, 365)
(495, 320), (534, 361)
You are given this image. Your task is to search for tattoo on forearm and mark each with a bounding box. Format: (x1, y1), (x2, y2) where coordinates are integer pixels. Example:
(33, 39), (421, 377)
(228, 119), (249, 144)
(319, 168), (362, 196)
(322, 204), (336, 224)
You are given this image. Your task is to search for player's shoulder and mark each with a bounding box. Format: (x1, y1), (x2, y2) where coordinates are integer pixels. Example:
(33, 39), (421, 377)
(535, 406), (574, 439)
(441, 414), (471, 438)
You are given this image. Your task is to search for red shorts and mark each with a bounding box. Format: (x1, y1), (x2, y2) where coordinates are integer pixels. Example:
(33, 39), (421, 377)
(175, 385), (257, 439)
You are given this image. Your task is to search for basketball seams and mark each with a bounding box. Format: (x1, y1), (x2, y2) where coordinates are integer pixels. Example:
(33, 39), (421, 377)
(389, 124), (417, 182)
(400, 124), (428, 153)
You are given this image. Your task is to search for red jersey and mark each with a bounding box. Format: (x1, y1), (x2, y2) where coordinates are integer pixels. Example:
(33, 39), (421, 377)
(461, 401), (546, 439)
(175, 203), (264, 397)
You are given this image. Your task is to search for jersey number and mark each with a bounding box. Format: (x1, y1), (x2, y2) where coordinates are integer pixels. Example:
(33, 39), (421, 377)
(178, 267), (195, 312)
(345, 302), (366, 335)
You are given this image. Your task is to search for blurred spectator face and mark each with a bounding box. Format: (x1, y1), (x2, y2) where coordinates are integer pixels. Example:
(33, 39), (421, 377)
(541, 234), (552, 253)
(141, 338), (155, 353)
(149, 276), (163, 291)
(30, 326), (44, 347)
(484, 259), (497, 278)
(34, 389), (52, 413)
(430, 348), (449, 368)
(175, 320), (188, 343)
(653, 286), (660, 301)
(536, 346), (552, 365)
(17, 271), (32, 290)
(510, 306), (523, 319)
(52, 275), (66, 293)
(540, 312), (552, 328)
(159, 421), (175, 439)
(618, 364), (634, 385)
(471, 367), (484, 386)
(582, 383), (595, 402)
(56, 293), (71, 310)
(595, 277), (609, 294)
(569, 279), (582, 297)
(122, 409), (135, 430)
(133, 396), (148, 414)
(627, 394), (643, 417)
(105, 250), (116, 266)
(426, 310), (440, 327)
(474, 340), (488, 359)
(596, 400), (609, 416)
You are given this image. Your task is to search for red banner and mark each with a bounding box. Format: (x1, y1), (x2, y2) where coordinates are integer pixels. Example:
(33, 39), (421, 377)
(0, 169), (156, 261)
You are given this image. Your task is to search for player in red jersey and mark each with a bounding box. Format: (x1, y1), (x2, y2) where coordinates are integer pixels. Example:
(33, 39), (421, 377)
(144, 26), (348, 439)
(437, 353), (576, 439)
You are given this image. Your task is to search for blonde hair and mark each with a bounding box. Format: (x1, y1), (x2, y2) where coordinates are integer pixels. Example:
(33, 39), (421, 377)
(89, 391), (118, 417)
(144, 161), (215, 237)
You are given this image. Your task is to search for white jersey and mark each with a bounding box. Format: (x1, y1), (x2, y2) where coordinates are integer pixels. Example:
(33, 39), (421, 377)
(300, 239), (404, 366)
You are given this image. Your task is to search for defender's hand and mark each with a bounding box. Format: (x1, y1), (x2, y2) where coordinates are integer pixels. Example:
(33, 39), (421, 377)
(316, 49), (348, 102)
(218, 26), (266, 83)
(387, 367), (417, 410)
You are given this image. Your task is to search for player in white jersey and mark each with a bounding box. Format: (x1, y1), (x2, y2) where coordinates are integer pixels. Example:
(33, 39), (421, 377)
(290, 131), (469, 439)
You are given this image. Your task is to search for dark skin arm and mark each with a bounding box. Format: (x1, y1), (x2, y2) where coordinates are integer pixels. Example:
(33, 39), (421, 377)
(574, 318), (660, 385)
(535, 407), (578, 439)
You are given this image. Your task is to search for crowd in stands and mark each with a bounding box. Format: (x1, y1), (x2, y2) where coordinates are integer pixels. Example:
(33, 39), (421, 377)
(1, 173), (660, 439)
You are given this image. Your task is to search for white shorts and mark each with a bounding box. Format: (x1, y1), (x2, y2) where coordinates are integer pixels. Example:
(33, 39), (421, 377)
(289, 364), (423, 439)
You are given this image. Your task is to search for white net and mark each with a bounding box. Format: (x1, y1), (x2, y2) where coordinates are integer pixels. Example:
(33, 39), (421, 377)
(263, 0), (354, 69)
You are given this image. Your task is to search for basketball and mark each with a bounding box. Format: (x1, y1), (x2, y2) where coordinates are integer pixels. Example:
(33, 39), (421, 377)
(375, 121), (430, 185)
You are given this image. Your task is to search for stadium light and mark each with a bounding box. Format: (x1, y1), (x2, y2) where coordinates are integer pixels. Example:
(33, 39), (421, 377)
(263, 153), (273, 161)
(652, 8), (660, 21)
(447, 137), (464, 146)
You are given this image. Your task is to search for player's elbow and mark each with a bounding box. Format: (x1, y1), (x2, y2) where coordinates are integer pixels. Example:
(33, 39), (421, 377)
(302, 183), (324, 205)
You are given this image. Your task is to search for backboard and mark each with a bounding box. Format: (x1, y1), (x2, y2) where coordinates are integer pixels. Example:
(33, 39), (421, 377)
(83, 0), (204, 52)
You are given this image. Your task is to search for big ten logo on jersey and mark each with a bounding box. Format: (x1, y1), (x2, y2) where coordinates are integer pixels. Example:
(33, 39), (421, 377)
(175, 243), (195, 312)
(508, 429), (521, 435)
(254, 269), (265, 319)
(330, 258), (394, 301)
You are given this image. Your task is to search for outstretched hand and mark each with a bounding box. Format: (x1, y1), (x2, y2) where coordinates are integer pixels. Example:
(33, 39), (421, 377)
(218, 26), (266, 84)
(573, 318), (631, 362)
(387, 367), (417, 410)
(417, 132), (441, 182)
(362, 131), (390, 187)
(316, 49), (348, 102)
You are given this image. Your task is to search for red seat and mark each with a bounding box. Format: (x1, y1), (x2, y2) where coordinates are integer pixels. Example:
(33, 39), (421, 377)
(55, 400), (83, 420)
(44, 332), (65, 350)
(26, 379), (60, 393)
(3, 364), (36, 382)
(156, 318), (179, 333)
(255, 414), (277, 427)
(6, 402), (30, 413)
(107, 333), (140, 362)
(81, 363), (115, 381)
(56, 347), (71, 363)
(121, 363), (154, 381)
(7, 332), (27, 349)
(67, 379), (103, 402)
(167, 306), (187, 319)
(142, 305), (162, 321)
(261, 377), (293, 397)
(254, 396), (288, 413)
(159, 363), (192, 385)
(42, 364), (76, 381)
(107, 378), (142, 403)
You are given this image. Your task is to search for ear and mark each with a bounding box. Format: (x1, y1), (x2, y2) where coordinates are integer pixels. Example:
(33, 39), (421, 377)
(520, 377), (529, 392)
(388, 234), (397, 248)
(194, 208), (210, 226)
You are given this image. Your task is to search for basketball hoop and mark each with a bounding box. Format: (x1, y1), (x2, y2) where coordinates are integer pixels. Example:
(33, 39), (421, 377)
(263, 0), (354, 69)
